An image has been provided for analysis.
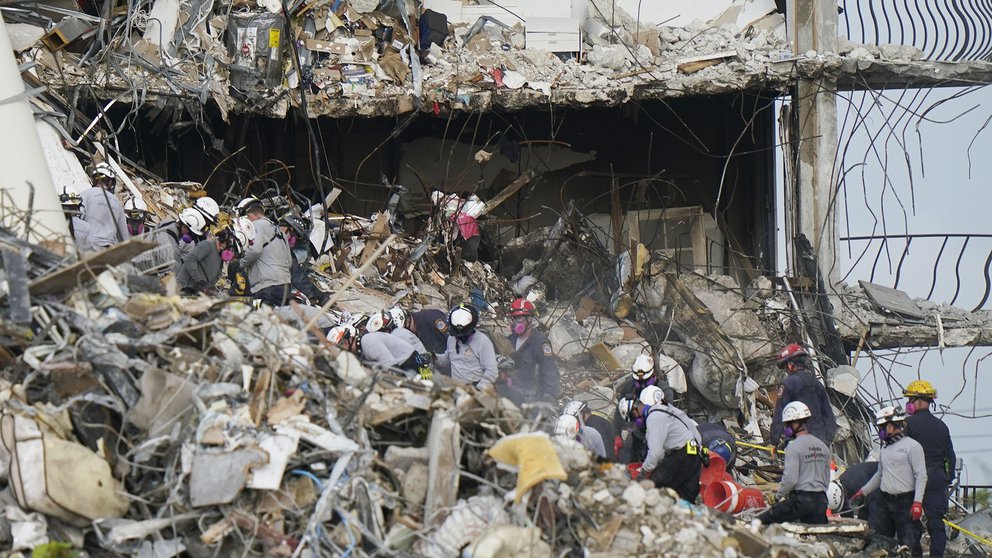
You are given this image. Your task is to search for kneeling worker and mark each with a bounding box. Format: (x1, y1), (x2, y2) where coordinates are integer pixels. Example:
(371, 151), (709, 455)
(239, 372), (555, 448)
(618, 392), (702, 502)
(759, 401), (831, 525)
(852, 406), (927, 555)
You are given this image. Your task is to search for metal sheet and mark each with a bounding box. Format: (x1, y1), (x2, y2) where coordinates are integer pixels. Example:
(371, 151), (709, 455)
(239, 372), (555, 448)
(859, 280), (926, 320)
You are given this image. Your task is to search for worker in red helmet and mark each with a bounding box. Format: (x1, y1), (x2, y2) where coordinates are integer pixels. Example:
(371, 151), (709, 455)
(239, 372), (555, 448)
(769, 343), (837, 446)
(497, 297), (561, 405)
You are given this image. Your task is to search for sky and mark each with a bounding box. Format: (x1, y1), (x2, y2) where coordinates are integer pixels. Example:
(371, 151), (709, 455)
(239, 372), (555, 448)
(818, 84), (992, 484)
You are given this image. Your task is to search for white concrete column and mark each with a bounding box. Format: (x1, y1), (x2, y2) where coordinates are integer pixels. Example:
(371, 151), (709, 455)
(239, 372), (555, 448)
(790, 0), (840, 285)
(0, 17), (70, 243)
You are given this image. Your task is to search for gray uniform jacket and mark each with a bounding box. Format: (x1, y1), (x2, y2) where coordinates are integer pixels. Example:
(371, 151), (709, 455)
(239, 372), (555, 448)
(176, 240), (221, 292)
(69, 216), (93, 252)
(778, 434), (831, 498)
(436, 333), (497, 388)
(642, 404), (701, 473)
(861, 435), (928, 501)
(79, 187), (128, 249)
(391, 327), (427, 354)
(242, 218), (291, 292)
(579, 425), (607, 458)
(360, 331), (415, 368)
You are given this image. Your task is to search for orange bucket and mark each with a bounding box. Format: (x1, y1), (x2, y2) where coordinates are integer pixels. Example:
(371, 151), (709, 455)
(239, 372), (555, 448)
(700, 454), (733, 489)
(703, 480), (767, 513)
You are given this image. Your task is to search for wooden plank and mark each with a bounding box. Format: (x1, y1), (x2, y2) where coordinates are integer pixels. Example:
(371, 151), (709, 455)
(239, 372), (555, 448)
(691, 212), (707, 272)
(481, 170), (536, 216)
(588, 342), (621, 372)
(359, 211), (391, 266)
(424, 410), (461, 526)
(29, 239), (158, 295)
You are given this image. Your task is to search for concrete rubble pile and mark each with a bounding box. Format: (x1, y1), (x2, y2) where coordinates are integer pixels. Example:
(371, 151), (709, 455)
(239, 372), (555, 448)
(5, 0), (944, 121)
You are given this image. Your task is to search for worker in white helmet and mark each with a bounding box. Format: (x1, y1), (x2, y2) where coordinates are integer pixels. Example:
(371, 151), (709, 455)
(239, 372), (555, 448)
(78, 162), (128, 250)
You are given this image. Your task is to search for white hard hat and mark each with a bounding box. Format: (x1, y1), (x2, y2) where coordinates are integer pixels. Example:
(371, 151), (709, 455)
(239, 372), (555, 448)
(617, 397), (635, 422)
(230, 217), (256, 255)
(179, 208), (207, 236)
(388, 307), (408, 328)
(827, 481), (845, 512)
(639, 385), (665, 406)
(194, 196), (220, 224)
(631, 354), (654, 380)
(124, 197), (147, 212)
(555, 414), (579, 440)
(328, 325), (358, 345)
(782, 401), (813, 422)
(875, 405), (907, 426)
(366, 312), (386, 333)
(90, 162), (116, 179)
(563, 400), (587, 417)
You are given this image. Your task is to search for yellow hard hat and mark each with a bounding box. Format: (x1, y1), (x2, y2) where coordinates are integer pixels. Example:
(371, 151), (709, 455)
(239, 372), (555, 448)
(903, 379), (936, 399)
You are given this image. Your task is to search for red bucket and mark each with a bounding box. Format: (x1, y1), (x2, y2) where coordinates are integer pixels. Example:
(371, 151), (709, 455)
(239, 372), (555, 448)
(627, 462), (643, 480)
(700, 454), (733, 489)
(703, 480), (767, 513)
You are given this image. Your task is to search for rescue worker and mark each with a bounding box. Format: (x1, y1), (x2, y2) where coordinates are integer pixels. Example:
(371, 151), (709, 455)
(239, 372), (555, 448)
(278, 214), (328, 305)
(619, 393), (703, 502)
(555, 414), (607, 459)
(613, 354), (674, 463)
(123, 197), (148, 236)
(405, 308), (449, 354)
(329, 325), (431, 379)
(79, 163), (128, 250)
(770, 343), (837, 446)
(238, 198), (292, 307)
(697, 422), (737, 472)
(435, 304), (497, 389)
(837, 461), (880, 520)
(499, 298), (561, 405)
(138, 207), (207, 272)
(758, 401), (831, 525)
(374, 307), (428, 355)
(564, 400), (616, 460)
(177, 218), (254, 295)
(904, 379), (956, 558)
(60, 191), (92, 252)
(852, 407), (927, 555)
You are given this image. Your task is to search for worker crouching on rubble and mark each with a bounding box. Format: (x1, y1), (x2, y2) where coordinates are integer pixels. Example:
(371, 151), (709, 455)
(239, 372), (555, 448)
(613, 354), (675, 463)
(903, 379), (955, 558)
(555, 413), (607, 459)
(237, 198), (293, 307)
(435, 304), (497, 389)
(563, 400), (616, 461)
(497, 298), (561, 405)
(178, 218), (254, 295)
(79, 163), (129, 251)
(852, 406), (927, 555)
(404, 308), (449, 355)
(329, 324), (432, 380)
(369, 307), (428, 355)
(758, 401), (830, 525)
(770, 343), (837, 447)
(618, 386), (703, 502)
(278, 214), (329, 305)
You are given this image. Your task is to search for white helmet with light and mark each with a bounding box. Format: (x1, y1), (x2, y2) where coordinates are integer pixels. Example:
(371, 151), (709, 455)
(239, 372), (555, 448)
(617, 397), (636, 422)
(555, 414), (580, 440)
(90, 162), (116, 179)
(194, 196), (220, 224)
(179, 208), (207, 236)
(631, 354), (654, 380)
(639, 385), (665, 406)
(827, 481), (845, 512)
(563, 400), (587, 418)
(782, 401), (813, 423)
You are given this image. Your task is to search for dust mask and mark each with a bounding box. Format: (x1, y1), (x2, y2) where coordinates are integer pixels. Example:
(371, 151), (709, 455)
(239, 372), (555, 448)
(288, 235), (297, 248)
(905, 402), (917, 415)
(181, 234), (193, 244)
(783, 426), (795, 439)
(878, 428), (890, 442)
(512, 319), (528, 335)
(221, 249), (235, 262)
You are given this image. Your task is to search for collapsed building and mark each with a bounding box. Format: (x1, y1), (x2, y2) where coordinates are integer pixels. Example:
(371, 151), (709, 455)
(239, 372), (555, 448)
(2, 0), (992, 556)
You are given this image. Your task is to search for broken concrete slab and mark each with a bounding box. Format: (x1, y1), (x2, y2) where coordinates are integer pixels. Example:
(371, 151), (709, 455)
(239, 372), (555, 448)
(424, 410), (461, 526)
(188, 447), (268, 507)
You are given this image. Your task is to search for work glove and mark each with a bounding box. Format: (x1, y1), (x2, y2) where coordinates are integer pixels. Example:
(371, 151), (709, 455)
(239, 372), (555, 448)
(613, 435), (623, 458)
(629, 463), (642, 480)
(418, 365), (433, 381)
(850, 490), (865, 506)
(910, 501), (924, 521)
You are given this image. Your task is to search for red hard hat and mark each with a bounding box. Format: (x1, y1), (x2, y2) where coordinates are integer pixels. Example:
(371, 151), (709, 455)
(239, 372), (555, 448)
(778, 343), (807, 366)
(508, 298), (536, 317)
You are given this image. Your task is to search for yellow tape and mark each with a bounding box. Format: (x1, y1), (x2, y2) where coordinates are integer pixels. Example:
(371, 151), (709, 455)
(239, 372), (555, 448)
(944, 518), (992, 547)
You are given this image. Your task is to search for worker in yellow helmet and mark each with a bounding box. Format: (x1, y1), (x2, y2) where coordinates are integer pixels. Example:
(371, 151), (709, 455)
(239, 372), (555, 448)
(903, 379), (955, 558)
